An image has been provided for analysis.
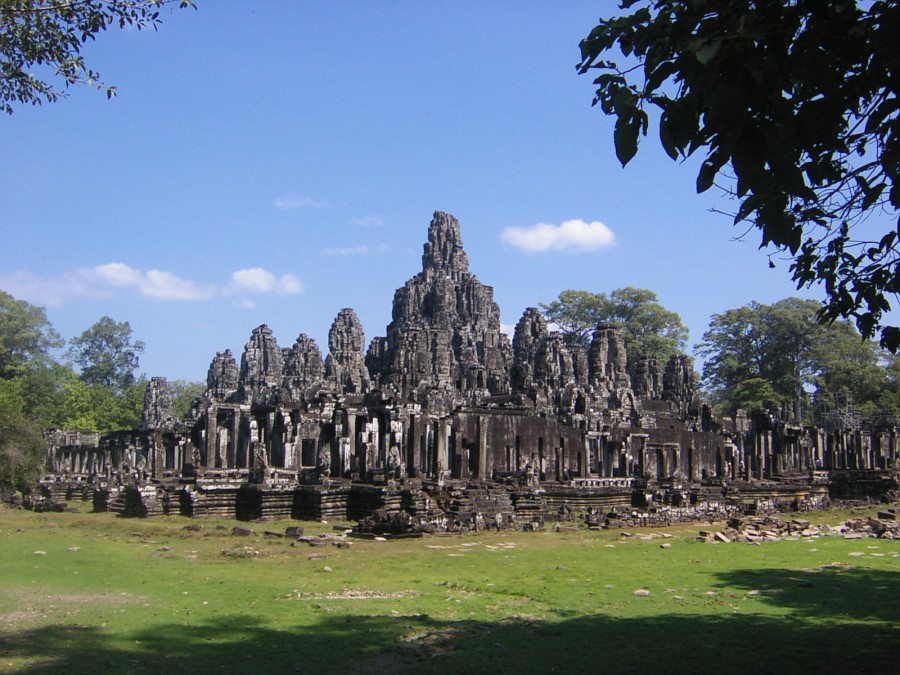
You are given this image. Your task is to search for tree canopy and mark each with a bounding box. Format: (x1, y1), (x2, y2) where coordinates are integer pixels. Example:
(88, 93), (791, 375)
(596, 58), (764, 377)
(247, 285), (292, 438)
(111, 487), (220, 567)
(578, 0), (900, 350)
(67, 316), (145, 393)
(696, 296), (897, 424)
(540, 287), (688, 373)
(0, 290), (62, 378)
(0, 377), (45, 490)
(0, 0), (195, 114)
(0, 292), (155, 486)
(168, 379), (205, 419)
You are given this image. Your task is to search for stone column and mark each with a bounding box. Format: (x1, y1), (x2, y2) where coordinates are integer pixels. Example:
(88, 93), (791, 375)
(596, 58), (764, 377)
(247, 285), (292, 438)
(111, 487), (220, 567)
(203, 405), (218, 467)
(151, 431), (164, 479)
(436, 419), (450, 480)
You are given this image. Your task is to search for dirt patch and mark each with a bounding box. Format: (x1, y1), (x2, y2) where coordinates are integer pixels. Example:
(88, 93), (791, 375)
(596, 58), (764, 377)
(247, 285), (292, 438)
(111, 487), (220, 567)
(289, 588), (420, 600)
(350, 624), (466, 673)
(0, 586), (145, 632)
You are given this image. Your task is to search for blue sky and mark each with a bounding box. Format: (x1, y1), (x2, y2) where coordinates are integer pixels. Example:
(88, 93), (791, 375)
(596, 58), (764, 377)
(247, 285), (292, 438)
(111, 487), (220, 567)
(0, 1), (841, 383)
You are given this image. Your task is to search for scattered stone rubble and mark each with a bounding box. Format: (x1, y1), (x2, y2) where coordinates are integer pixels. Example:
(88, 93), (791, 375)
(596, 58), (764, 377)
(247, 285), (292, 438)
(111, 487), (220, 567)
(699, 507), (900, 543)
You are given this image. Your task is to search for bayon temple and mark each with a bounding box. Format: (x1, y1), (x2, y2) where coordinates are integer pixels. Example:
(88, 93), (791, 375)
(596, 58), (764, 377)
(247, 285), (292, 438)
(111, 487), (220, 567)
(39, 212), (900, 527)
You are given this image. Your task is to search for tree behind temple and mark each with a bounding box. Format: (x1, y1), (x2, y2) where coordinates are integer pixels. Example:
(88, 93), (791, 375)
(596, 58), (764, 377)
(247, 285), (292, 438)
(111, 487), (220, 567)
(696, 297), (894, 421)
(540, 287), (688, 375)
(67, 316), (145, 393)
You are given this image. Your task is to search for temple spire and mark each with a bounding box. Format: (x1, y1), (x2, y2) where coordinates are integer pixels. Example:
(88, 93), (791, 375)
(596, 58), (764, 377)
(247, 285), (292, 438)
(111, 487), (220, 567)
(421, 210), (469, 278)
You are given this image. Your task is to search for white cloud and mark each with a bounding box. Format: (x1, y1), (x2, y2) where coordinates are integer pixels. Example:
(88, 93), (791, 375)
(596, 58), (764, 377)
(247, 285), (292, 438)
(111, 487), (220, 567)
(91, 263), (215, 300)
(227, 268), (304, 295)
(0, 263), (303, 306)
(0, 270), (101, 306)
(273, 196), (327, 209)
(500, 219), (616, 253)
(323, 246), (370, 256)
(322, 243), (391, 256)
(352, 215), (384, 227)
(229, 268), (278, 293)
(92, 262), (142, 288)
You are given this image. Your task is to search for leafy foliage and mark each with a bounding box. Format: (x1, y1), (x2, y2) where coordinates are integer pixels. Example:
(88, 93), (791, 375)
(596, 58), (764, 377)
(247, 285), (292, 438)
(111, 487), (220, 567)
(540, 287), (688, 373)
(696, 297), (895, 422)
(0, 0), (196, 114)
(579, 0), (900, 350)
(168, 379), (205, 419)
(67, 316), (145, 393)
(0, 378), (46, 488)
(0, 291), (156, 483)
(0, 290), (63, 378)
(54, 372), (145, 432)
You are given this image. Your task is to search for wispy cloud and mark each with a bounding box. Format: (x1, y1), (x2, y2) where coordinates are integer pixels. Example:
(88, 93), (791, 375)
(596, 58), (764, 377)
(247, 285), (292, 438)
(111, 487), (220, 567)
(91, 263), (216, 300)
(0, 270), (100, 306)
(226, 268), (304, 295)
(273, 196), (327, 209)
(233, 298), (257, 310)
(322, 243), (391, 256)
(351, 215), (384, 227)
(0, 263), (303, 306)
(500, 219), (616, 253)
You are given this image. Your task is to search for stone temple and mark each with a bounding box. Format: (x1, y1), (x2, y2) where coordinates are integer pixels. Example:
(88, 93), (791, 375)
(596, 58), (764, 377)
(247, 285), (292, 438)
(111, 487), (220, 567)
(39, 212), (899, 526)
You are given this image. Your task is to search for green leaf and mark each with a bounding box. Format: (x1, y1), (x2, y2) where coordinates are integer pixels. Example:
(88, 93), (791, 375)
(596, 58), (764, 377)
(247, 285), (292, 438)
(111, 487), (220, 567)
(694, 40), (721, 65)
(734, 194), (762, 224)
(614, 115), (642, 166)
(659, 114), (680, 160)
(696, 151), (725, 193)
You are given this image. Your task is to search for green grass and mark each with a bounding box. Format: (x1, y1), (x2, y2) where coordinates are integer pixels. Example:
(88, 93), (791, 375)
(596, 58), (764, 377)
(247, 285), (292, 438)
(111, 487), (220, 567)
(0, 505), (898, 673)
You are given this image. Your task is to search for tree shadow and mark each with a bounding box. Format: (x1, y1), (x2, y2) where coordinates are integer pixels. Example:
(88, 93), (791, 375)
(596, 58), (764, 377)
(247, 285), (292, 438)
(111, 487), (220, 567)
(712, 564), (900, 624)
(1, 567), (898, 674)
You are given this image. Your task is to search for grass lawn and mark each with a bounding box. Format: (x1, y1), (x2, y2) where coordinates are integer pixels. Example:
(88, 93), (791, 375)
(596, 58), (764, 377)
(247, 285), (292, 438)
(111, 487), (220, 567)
(0, 505), (897, 673)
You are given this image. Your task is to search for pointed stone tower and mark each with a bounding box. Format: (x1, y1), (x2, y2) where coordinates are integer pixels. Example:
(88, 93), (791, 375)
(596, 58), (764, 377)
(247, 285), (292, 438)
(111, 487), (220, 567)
(282, 333), (326, 401)
(140, 376), (176, 430)
(206, 349), (239, 402)
(325, 308), (371, 393)
(237, 324), (284, 404)
(370, 211), (512, 399)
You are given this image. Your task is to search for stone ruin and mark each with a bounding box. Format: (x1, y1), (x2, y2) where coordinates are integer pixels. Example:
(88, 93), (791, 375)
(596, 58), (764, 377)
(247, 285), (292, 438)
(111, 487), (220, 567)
(35, 211), (900, 528)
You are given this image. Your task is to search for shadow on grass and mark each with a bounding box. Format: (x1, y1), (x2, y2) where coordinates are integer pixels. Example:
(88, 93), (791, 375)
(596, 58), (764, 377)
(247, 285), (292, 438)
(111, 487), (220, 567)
(712, 565), (900, 624)
(1, 567), (898, 674)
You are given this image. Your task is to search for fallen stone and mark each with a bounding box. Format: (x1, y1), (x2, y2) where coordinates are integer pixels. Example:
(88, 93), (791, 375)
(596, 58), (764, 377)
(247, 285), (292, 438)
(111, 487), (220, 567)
(285, 526), (304, 539)
(231, 526), (254, 537)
